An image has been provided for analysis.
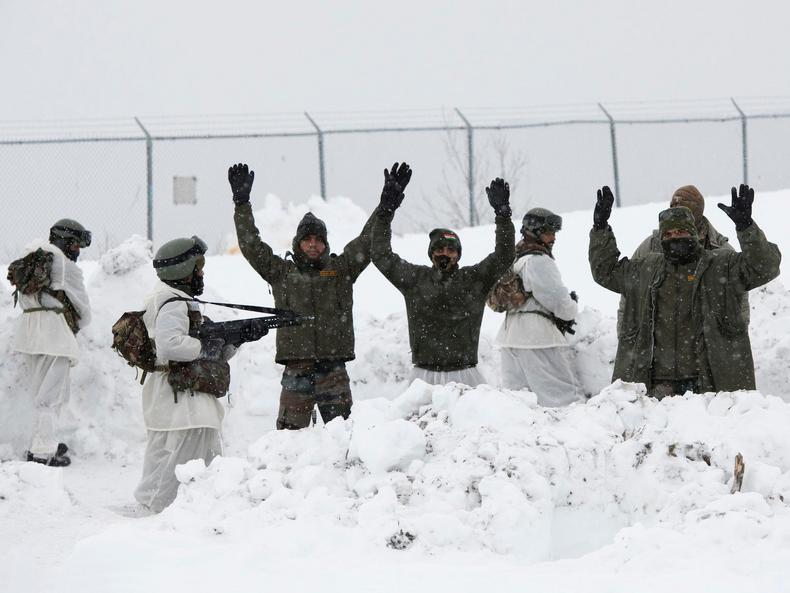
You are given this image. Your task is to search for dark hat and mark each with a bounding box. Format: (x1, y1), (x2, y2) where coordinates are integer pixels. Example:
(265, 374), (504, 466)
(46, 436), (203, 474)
(293, 212), (328, 250)
(428, 228), (462, 259)
(670, 185), (705, 223)
(658, 206), (698, 240)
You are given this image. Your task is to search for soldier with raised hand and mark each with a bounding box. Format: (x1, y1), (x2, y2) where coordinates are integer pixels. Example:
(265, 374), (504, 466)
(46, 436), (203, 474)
(371, 162), (515, 387)
(616, 184), (749, 335)
(229, 162), (377, 430)
(589, 184), (781, 398)
(10, 219), (92, 467)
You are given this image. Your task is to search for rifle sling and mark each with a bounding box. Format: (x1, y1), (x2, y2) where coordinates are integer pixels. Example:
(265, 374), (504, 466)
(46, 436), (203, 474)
(163, 296), (290, 316)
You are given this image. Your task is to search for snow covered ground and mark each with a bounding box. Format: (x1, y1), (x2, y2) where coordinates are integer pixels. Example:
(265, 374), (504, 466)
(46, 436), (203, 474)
(1, 189), (789, 592)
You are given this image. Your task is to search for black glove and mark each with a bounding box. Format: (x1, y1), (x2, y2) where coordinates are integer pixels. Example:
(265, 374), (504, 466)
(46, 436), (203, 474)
(379, 162), (412, 214)
(239, 323), (268, 344)
(593, 186), (614, 230)
(228, 163), (255, 205)
(718, 184), (754, 231)
(486, 178), (512, 218)
(570, 291), (578, 303)
(200, 336), (226, 361)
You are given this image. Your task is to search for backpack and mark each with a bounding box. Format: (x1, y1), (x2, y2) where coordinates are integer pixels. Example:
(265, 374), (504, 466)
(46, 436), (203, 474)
(487, 268), (530, 312)
(7, 249), (54, 306)
(111, 297), (183, 383)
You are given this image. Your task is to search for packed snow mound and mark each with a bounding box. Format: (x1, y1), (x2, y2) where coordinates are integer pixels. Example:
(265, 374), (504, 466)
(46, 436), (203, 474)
(0, 461), (73, 510)
(98, 235), (152, 276)
(56, 381), (790, 591)
(164, 381), (790, 559)
(226, 193), (372, 254)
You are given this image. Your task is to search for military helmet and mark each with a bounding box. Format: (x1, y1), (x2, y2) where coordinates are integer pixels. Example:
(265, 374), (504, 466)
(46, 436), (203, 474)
(521, 208), (562, 236)
(50, 218), (92, 248)
(153, 236), (207, 280)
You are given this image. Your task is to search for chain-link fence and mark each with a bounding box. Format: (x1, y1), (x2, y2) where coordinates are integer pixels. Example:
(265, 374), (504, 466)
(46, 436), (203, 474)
(2, 98), (789, 261)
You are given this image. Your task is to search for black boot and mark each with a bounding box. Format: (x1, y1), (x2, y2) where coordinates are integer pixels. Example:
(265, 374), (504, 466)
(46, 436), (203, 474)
(26, 451), (71, 467)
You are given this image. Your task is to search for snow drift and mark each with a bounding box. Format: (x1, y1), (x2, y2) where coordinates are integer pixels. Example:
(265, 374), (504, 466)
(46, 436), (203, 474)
(1, 190), (790, 592)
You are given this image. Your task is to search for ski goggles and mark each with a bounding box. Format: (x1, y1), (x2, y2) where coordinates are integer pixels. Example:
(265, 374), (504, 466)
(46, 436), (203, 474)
(51, 225), (92, 248)
(522, 213), (562, 233)
(152, 235), (208, 270)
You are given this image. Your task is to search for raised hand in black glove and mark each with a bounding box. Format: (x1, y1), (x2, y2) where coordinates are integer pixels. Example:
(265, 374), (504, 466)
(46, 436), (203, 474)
(593, 186), (615, 230)
(379, 162), (412, 214)
(570, 291), (578, 303)
(718, 184), (754, 231)
(486, 178), (512, 218)
(228, 163), (255, 205)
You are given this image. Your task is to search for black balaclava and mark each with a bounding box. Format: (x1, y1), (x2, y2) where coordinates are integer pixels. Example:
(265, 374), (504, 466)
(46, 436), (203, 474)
(427, 228), (461, 274)
(661, 237), (701, 264)
(658, 207), (702, 265)
(164, 270), (204, 296)
(51, 238), (79, 262)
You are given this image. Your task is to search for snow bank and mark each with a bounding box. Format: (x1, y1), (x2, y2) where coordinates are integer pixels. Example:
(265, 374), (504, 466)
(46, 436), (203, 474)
(54, 382), (790, 591)
(2, 189), (790, 592)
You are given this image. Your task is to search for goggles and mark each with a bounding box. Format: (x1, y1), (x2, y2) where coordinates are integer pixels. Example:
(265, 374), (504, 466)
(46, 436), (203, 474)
(51, 225), (92, 248)
(523, 213), (562, 233)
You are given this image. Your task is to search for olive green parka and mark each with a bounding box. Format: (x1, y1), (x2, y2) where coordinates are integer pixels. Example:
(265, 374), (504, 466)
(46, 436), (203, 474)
(616, 216), (750, 333)
(234, 203), (374, 364)
(372, 211), (515, 371)
(590, 222), (781, 392)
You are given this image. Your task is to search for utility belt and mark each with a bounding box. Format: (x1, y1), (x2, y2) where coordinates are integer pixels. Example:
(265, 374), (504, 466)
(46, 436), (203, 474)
(23, 288), (80, 335)
(166, 359), (230, 402)
(516, 309), (576, 335)
(23, 306), (63, 314)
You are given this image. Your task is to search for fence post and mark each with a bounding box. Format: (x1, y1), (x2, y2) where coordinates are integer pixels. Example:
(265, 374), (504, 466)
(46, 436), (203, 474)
(134, 117), (154, 242)
(598, 103), (622, 208)
(730, 98), (748, 184)
(304, 112), (327, 199)
(454, 108), (477, 226)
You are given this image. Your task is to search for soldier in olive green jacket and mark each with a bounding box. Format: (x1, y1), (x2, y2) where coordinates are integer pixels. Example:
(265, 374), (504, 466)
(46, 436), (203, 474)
(372, 162), (515, 387)
(590, 184), (781, 398)
(617, 184), (749, 335)
(229, 163), (376, 429)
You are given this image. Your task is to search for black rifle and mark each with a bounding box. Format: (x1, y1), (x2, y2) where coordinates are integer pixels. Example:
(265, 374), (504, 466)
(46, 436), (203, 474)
(526, 310), (576, 335)
(193, 311), (314, 347)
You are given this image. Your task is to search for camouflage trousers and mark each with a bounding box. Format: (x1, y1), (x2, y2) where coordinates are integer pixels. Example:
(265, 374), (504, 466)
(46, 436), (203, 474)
(277, 360), (353, 430)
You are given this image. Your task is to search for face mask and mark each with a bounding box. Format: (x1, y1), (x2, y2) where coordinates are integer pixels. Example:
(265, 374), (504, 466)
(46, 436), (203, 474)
(661, 237), (699, 264)
(433, 255), (453, 271)
(52, 238), (79, 262)
(191, 273), (204, 296)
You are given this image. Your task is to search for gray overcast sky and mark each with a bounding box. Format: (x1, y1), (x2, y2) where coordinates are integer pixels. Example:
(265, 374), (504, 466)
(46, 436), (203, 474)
(2, 0), (790, 120)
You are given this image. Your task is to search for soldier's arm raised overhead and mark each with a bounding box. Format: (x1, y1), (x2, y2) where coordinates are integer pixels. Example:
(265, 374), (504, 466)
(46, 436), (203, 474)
(337, 166), (408, 280)
(229, 163), (288, 283)
(472, 178), (515, 285)
(371, 162), (422, 290)
(717, 184), (781, 290)
(588, 186), (635, 294)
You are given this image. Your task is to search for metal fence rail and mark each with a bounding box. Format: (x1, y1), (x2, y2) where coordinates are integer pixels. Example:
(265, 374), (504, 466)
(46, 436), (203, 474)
(1, 98), (789, 260)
